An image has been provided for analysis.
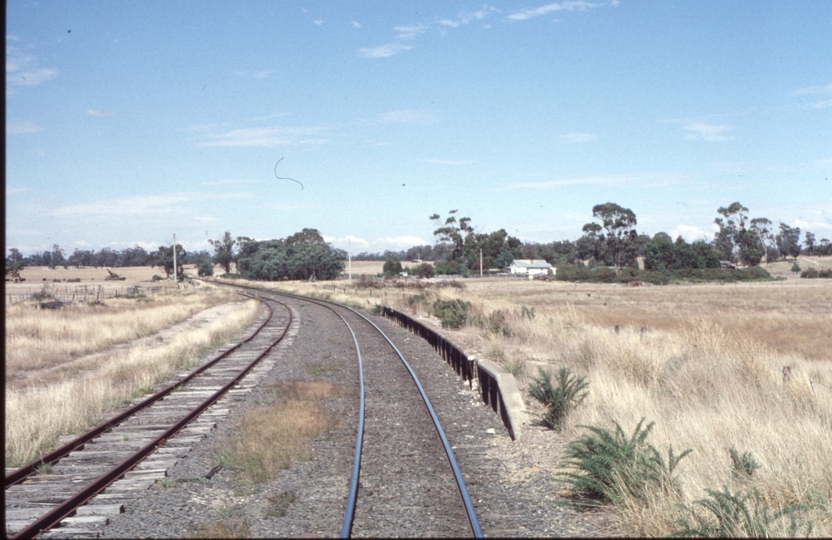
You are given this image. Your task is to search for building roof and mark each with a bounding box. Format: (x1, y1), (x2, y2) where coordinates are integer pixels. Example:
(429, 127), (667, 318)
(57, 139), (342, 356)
(511, 259), (553, 269)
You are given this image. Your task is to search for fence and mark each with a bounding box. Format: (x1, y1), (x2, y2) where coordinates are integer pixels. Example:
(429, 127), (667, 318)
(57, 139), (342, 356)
(381, 306), (520, 439)
(5, 285), (164, 306)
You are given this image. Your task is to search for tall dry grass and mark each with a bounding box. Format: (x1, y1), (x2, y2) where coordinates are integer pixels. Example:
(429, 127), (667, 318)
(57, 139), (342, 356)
(250, 276), (832, 536)
(5, 287), (245, 381)
(5, 289), (261, 467)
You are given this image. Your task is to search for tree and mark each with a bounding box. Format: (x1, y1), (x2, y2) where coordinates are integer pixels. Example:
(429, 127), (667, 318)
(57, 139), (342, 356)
(383, 257), (403, 276)
(592, 203), (638, 276)
(50, 244), (66, 269)
(431, 210), (473, 262)
(775, 223), (801, 261)
(285, 228), (325, 246)
(414, 263), (435, 278)
(235, 231), (345, 281)
(209, 231), (237, 274)
(804, 232), (816, 256)
(197, 259), (214, 277)
(152, 244), (186, 279)
(750, 218), (775, 263)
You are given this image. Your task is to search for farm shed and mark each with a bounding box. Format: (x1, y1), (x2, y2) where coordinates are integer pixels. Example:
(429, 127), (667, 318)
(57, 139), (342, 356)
(509, 259), (555, 277)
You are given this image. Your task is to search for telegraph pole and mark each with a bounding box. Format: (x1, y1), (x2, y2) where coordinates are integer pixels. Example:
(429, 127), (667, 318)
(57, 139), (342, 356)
(348, 239), (352, 280)
(172, 233), (177, 285)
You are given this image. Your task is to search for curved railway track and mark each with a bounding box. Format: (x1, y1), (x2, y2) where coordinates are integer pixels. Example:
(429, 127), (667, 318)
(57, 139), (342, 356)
(216, 284), (482, 538)
(5, 293), (295, 539)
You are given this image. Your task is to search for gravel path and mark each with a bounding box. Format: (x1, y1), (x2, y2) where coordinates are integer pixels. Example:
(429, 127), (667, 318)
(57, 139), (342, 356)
(99, 292), (622, 538)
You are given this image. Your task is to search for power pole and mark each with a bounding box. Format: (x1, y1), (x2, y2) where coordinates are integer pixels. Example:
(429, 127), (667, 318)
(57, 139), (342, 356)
(172, 233), (177, 285)
(480, 249), (483, 279)
(348, 239), (352, 280)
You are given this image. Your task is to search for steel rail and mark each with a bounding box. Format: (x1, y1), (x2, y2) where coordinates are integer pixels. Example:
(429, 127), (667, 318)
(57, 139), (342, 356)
(9, 295), (291, 540)
(233, 285), (482, 538)
(5, 291), (268, 489)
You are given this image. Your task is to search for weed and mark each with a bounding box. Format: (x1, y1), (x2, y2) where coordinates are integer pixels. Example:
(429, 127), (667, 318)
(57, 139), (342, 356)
(307, 362), (339, 378)
(671, 485), (812, 537)
(192, 519), (251, 539)
(432, 298), (471, 329)
(370, 303), (383, 316)
(528, 367), (589, 430)
(486, 309), (512, 337)
(728, 446), (761, 480)
(557, 417), (691, 506)
(521, 305), (536, 319)
(35, 461), (53, 475)
(503, 358), (527, 378)
(157, 478), (177, 488)
(266, 490), (296, 518)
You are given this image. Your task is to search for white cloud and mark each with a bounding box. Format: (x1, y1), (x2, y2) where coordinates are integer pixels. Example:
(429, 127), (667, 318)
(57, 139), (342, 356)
(684, 122), (737, 142)
(507, 1), (606, 21)
(314, 19), (324, 26)
(6, 185), (28, 195)
(253, 69), (274, 79)
(374, 235), (431, 248)
(559, 132), (596, 143)
(503, 173), (683, 190)
(790, 83), (832, 108)
(50, 192), (251, 218)
(87, 109), (114, 117)
(670, 224), (710, 242)
(357, 42), (414, 58)
(395, 24), (430, 40)
(9, 67), (59, 86)
(352, 21), (361, 29)
(6, 119), (41, 134)
(202, 179), (254, 187)
(197, 126), (327, 147)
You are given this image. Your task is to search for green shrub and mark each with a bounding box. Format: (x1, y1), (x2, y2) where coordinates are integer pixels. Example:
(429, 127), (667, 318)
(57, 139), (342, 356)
(671, 485), (812, 538)
(520, 305), (536, 319)
(528, 367), (589, 431)
(557, 417), (691, 506)
(503, 358), (527, 378)
(728, 446), (761, 480)
(197, 259), (214, 277)
(432, 298), (470, 329)
(370, 304), (383, 316)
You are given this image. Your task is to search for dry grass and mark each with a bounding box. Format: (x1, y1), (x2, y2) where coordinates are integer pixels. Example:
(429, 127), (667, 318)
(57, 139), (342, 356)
(5, 286), (245, 381)
(230, 273), (832, 536)
(214, 381), (346, 483)
(5, 284), (261, 467)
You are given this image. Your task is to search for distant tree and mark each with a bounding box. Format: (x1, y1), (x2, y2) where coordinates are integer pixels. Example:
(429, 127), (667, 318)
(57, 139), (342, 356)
(818, 238), (831, 256)
(643, 235), (675, 272)
(431, 210), (473, 262)
(209, 231), (237, 274)
(151, 244), (186, 279)
(383, 257), (403, 276)
(121, 245), (150, 267)
(750, 218), (775, 263)
(285, 228), (326, 246)
(592, 202), (638, 276)
(804, 232), (816, 256)
(414, 262), (435, 278)
(197, 259), (214, 277)
(6, 248), (24, 267)
(776, 223), (801, 261)
(50, 244), (66, 269)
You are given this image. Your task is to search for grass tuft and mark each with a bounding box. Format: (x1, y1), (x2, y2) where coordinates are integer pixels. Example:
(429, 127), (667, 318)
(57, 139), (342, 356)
(528, 366), (589, 430)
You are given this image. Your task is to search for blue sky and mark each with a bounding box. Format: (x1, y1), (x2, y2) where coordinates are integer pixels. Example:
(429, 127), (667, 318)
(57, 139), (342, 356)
(6, 1), (831, 256)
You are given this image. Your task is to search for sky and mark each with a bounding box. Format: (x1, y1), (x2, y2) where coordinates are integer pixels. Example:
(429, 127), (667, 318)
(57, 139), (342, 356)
(5, 1), (831, 257)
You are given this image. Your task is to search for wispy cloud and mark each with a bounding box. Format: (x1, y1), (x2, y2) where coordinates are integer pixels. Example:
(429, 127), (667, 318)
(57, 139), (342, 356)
(357, 42), (414, 58)
(6, 39), (59, 89)
(502, 173), (682, 190)
(352, 21), (362, 29)
(234, 69), (275, 79)
(375, 235), (431, 247)
(507, 1), (613, 21)
(684, 122), (737, 142)
(438, 7), (500, 28)
(6, 119), (42, 134)
(791, 82), (832, 108)
(197, 126), (328, 148)
(378, 110), (439, 124)
(559, 132), (596, 143)
(87, 109), (114, 118)
(202, 179), (254, 187)
(51, 192), (251, 219)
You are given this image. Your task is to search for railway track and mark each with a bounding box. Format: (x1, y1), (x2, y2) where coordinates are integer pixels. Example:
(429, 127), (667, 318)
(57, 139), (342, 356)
(221, 285), (482, 538)
(4, 293), (296, 539)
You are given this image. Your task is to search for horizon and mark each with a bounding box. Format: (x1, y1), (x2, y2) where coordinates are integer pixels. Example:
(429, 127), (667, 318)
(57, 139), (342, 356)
(6, 2), (831, 256)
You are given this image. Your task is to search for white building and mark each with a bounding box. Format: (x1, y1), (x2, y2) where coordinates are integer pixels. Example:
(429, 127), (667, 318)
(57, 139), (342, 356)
(509, 259), (555, 277)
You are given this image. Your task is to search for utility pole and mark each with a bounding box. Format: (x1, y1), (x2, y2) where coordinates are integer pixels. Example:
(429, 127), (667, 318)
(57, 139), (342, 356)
(480, 249), (483, 279)
(172, 233), (177, 285)
(348, 239), (352, 280)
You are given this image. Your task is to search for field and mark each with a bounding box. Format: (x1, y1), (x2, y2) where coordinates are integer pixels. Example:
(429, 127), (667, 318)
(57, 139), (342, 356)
(259, 267), (832, 537)
(4, 279), (261, 467)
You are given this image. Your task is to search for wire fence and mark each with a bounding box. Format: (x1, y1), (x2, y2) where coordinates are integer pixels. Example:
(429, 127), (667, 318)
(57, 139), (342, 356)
(5, 284), (165, 306)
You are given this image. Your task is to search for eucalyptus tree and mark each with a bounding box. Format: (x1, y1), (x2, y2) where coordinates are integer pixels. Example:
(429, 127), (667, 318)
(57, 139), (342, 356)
(591, 202), (638, 276)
